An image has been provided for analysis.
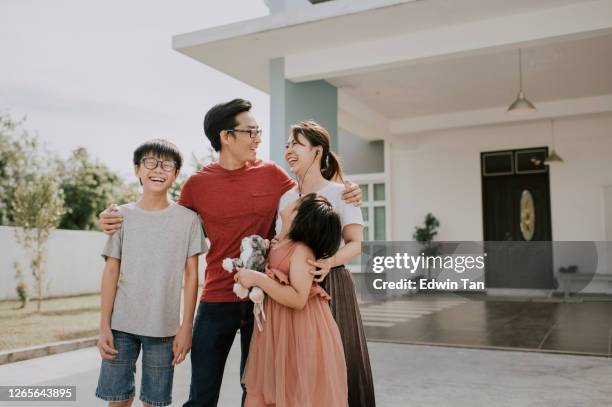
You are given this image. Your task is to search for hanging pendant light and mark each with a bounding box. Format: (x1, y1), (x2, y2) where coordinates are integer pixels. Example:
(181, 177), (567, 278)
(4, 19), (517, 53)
(508, 48), (536, 114)
(544, 119), (564, 165)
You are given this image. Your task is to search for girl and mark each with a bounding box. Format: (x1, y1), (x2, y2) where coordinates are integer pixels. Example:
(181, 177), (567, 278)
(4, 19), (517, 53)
(235, 193), (348, 407)
(279, 120), (376, 407)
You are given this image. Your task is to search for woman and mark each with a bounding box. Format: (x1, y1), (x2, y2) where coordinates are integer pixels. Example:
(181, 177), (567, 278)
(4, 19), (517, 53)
(276, 120), (376, 407)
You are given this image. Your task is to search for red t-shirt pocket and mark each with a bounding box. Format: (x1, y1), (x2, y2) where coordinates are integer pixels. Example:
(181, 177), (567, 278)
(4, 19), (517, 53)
(251, 192), (276, 215)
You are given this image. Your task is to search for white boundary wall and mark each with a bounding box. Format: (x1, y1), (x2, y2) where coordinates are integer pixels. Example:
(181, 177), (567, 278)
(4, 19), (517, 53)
(1, 226), (207, 301)
(1, 227), (107, 300)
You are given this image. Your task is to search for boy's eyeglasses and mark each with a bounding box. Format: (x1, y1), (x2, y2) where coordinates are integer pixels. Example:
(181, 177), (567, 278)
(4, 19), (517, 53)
(226, 128), (262, 139)
(140, 157), (177, 172)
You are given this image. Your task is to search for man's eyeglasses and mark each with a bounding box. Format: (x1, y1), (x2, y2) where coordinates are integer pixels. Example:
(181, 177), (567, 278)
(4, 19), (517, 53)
(140, 157), (177, 172)
(226, 128), (263, 139)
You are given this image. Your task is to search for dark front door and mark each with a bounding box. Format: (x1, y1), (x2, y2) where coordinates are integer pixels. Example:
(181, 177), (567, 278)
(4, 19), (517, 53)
(482, 148), (553, 289)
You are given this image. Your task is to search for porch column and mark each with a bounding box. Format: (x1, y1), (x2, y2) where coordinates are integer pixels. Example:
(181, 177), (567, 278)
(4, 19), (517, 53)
(269, 57), (337, 170)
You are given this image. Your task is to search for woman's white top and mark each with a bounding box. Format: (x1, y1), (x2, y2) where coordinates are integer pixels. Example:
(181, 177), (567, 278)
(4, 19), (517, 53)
(275, 182), (364, 236)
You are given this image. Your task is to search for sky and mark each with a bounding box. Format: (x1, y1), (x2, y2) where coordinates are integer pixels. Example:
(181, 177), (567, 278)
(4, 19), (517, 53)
(0, 0), (271, 180)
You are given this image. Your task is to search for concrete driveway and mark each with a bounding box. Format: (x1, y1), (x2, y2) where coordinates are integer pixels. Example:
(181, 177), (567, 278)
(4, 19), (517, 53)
(1, 338), (611, 407)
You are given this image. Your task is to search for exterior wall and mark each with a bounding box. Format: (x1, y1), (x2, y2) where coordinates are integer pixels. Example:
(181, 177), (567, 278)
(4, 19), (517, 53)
(338, 128), (384, 175)
(270, 58), (287, 167)
(1, 227), (107, 300)
(605, 185), (612, 241)
(389, 113), (612, 292)
(389, 113), (612, 242)
(269, 57), (338, 170)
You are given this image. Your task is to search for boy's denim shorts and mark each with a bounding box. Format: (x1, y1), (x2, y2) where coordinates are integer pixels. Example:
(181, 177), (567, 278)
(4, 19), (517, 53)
(95, 330), (175, 406)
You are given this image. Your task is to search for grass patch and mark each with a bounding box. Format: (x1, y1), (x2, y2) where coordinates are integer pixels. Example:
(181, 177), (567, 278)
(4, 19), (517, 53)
(0, 294), (100, 351)
(57, 329), (100, 341)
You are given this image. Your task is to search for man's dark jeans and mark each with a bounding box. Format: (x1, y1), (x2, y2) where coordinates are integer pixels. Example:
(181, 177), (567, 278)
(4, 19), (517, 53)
(183, 301), (254, 407)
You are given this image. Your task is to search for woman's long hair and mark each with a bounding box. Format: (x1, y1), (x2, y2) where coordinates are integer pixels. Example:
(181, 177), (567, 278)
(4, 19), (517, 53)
(290, 121), (344, 182)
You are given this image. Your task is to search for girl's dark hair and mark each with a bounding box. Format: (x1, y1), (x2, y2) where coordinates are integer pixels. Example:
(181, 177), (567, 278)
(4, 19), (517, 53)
(290, 120), (344, 182)
(204, 98), (252, 152)
(133, 139), (183, 170)
(288, 193), (342, 260)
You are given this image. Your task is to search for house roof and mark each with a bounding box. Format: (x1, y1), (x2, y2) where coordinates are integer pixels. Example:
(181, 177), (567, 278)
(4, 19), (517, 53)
(172, 0), (612, 138)
(173, 0), (594, 92)
(172, 0), (419, 91)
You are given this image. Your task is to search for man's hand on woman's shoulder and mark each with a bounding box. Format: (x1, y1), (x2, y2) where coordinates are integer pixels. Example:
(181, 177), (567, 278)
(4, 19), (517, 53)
(341, 180), (362, 207)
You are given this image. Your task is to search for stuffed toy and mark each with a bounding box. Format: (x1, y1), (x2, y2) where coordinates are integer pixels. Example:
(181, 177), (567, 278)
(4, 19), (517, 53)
(223, 235), (270, 331)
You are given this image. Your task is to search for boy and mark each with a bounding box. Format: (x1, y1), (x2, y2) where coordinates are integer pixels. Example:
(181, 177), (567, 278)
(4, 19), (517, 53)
(95, 139), (207, 407)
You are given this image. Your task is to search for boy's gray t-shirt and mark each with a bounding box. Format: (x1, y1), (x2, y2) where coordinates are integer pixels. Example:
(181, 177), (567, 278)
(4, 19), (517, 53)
(102, 201), (207, 337)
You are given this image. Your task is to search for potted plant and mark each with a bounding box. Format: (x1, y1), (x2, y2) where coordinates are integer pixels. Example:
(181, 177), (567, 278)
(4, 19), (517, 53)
(413, 213), (440, 281)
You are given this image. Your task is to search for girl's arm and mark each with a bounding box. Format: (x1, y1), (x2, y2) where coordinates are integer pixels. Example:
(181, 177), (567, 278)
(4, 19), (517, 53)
(236, 244), (315, 310)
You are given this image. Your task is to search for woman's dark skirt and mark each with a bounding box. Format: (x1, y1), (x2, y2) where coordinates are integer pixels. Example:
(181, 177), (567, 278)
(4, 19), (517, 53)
(323, 266), (376, 407)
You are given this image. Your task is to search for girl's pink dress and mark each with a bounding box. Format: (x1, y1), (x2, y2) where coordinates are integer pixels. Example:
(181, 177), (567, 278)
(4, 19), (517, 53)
(243, 241), (348, 407)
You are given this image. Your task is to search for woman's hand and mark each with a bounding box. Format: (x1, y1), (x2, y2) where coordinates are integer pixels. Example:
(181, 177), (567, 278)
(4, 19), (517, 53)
(234, 268), (263, 289)
(307, 257), (334, 282)
(99, 203), (123, 235)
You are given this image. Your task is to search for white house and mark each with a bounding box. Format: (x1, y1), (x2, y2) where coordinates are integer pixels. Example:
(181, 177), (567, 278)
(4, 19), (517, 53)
(173, 0), (612, 295)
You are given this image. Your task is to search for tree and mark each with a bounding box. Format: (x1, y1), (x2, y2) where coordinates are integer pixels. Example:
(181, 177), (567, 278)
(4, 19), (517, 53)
(113, 181), (140, 205)
(0, 113), (48, 225)
(13, 174), (65, 311)
(192, 149), (218, 172)
(168, 149), (218, 202)
(168, 174), (188, 202)
(57, 147), (125, 230)
(1, 111), (216, 228)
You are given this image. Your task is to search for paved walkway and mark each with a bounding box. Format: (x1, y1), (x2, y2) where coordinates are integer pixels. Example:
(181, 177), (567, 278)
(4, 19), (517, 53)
(361, 297), (612, 356)
(1, 339), (611, 406)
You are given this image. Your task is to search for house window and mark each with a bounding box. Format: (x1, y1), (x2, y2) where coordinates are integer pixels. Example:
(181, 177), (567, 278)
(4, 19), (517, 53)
(354, 175), (387, 242)
(482, 148), (548, 177)
(346, 175), (388, 272)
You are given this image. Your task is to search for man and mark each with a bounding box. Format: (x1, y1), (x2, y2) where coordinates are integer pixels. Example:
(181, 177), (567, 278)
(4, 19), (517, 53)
(99, 99), (360, 406)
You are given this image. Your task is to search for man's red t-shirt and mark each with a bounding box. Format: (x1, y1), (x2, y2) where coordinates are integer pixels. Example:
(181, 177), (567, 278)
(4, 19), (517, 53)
(178, 160), (295, 303)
